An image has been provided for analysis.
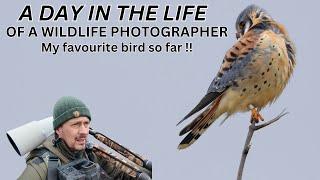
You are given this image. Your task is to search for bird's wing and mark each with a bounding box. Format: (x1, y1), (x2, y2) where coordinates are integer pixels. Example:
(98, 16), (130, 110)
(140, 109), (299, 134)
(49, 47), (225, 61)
(177, 92), (222, 125)
(207, 30), (261, 94)
(178, 30), (261, 125)
(177, 31), (263, 149)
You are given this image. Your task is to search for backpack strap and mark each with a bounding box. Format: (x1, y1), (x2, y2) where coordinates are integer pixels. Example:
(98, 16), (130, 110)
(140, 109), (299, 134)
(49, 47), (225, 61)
(46, 152), (59, 180)
(26, 147), (49, 162)
(25, 148), (49, 180)
(41, 135), (70, 180)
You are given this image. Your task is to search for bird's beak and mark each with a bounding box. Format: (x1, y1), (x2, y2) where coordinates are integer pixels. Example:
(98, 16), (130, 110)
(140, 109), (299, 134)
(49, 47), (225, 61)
(237, 21), (251, 40)
(243, 21), (251, 35)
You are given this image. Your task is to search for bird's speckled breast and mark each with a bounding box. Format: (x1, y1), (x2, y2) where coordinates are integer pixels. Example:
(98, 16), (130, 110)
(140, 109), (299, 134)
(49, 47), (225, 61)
(220, 31), (291, 114)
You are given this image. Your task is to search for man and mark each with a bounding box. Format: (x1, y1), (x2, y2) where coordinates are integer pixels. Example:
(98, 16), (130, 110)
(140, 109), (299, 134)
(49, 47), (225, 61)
(18, 96), (139, 180)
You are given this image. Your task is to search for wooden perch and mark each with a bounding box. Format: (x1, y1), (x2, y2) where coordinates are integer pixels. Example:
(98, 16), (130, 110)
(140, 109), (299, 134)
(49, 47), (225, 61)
(236, 109), (288, 180)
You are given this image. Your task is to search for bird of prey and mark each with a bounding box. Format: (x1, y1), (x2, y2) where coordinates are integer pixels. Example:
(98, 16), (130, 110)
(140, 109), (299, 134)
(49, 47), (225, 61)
(177, 4), (296, 150)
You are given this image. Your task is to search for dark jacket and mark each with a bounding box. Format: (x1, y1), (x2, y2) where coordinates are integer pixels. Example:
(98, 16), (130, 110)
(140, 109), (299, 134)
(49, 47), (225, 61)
(18, 138), (135, 180)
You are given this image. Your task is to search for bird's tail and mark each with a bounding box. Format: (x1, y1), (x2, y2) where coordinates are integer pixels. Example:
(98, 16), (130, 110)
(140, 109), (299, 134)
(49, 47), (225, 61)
(178, 95), (223, 150)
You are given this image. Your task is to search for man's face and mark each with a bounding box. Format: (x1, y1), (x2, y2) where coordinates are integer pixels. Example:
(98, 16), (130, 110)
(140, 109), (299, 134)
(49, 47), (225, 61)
(55, 116), (90, 151)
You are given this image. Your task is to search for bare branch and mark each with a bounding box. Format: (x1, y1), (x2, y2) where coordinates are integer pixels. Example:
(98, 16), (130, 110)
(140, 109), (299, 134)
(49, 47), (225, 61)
(254, 110), (288, 130)
(236, 109), (288, 180)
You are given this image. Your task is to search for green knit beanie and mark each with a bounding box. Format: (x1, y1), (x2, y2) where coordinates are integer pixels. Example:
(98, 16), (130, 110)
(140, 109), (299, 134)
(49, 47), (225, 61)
(53, 96), (91, 129)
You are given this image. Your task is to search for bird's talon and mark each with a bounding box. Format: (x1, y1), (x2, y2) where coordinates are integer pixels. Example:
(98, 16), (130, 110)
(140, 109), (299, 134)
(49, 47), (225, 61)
(251, 108), (264, 123)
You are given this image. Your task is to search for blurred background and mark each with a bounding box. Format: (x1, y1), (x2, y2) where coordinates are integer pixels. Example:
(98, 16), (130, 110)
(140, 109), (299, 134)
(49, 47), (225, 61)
(1, 0), (319, 179)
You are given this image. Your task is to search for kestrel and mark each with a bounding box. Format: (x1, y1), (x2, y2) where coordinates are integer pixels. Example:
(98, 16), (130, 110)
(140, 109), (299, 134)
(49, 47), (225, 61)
(177, 5), (296, 149)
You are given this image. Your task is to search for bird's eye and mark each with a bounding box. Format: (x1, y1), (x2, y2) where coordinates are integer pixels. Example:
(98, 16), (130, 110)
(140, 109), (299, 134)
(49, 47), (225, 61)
(239, 21), (245, 29)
